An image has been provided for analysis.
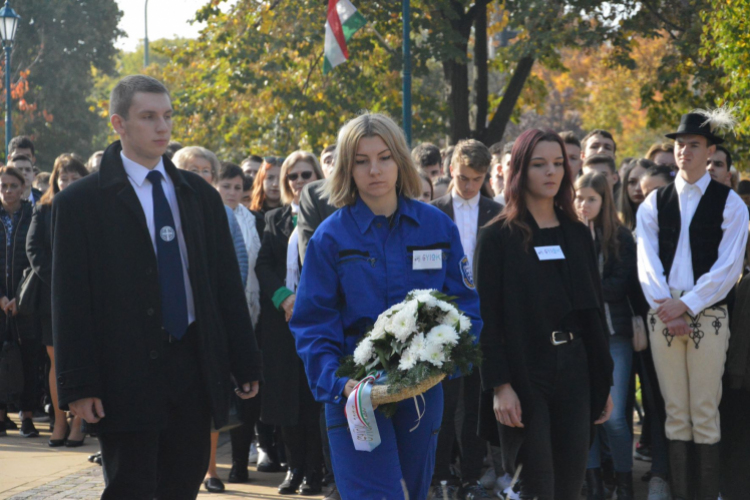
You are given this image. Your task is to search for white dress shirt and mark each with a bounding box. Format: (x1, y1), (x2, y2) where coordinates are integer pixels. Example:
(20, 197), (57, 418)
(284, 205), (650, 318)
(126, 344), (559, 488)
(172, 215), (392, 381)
(452, 190), (481, 268)
(636, 172), (748, 315)
(121, 152), (196, 324)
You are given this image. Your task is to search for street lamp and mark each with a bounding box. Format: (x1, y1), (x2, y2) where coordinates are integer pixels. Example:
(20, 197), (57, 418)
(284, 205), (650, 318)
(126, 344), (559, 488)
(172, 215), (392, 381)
(0, 0), (20, 159)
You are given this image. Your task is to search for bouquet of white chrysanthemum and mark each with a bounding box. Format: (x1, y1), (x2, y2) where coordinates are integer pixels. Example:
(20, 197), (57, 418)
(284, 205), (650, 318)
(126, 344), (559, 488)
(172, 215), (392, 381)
(337, 289), (481, 416)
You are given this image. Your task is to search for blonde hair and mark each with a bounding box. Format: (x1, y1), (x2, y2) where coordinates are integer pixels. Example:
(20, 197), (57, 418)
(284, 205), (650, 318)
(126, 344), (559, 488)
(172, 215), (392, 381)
(450, 139), (492, 174)
(324, 113), (422, 208)
(172, 146), (221, 184)
(280, 151), (324, 204)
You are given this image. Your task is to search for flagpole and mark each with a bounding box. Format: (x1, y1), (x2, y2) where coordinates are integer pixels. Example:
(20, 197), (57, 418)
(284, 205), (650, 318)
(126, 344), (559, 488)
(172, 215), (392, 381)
(402, 0), (412, 147)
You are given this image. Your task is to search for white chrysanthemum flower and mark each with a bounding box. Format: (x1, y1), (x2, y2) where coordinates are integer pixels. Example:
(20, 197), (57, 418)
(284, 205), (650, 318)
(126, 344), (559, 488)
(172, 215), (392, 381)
(409, 289), (435, 298)
(398, 346), (418, 371)
(369, 318), (388, 340)
(409, 332), (428, 356)
(435, 300), (454, 313)
(353, 338), (375, 366)
(384, 302), (405, 316)
(442, 308), (460, 327)
(421, 341), (446, 367)
(427, 324), (460, 346)
(458, 314), (472, 333)
(391, 302), (418, 342)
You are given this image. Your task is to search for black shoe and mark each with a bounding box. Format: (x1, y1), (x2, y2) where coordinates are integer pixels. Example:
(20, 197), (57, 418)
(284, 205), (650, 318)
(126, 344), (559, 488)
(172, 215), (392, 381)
(228, 461), (250, 483)
(300, 473), (323, 495)
(204, 477), (225, 493)
(614, 472), (633, 500)
(4, 418), (17, 431)
(65, 437), (86, 447)
(20, 418), (39, 437)
(278, 469), (304, 495)
(0, 420), (6, 437)
(586, 468), (606, 500)
(696, 443), (720, 500)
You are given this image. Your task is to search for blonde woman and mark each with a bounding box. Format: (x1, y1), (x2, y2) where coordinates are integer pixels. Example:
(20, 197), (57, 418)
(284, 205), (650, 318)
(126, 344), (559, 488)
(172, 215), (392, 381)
(290, 113), (482, 500)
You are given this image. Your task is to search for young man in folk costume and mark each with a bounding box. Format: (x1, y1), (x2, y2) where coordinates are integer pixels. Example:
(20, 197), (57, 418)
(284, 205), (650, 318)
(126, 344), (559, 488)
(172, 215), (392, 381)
(636, 107), (748, 500)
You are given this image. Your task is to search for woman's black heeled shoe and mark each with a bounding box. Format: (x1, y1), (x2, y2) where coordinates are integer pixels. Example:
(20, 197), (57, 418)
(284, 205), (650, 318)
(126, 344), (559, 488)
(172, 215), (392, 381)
(204, 477), (225, 493)
(65, 435), (85, 447)
(49, 422), (70, 447)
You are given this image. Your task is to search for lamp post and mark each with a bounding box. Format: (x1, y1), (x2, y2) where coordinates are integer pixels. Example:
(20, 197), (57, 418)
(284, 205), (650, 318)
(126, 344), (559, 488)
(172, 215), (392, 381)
(144, 0), (149, 67)
(402, 0), (411, 147)
(0, 0), (20, 159)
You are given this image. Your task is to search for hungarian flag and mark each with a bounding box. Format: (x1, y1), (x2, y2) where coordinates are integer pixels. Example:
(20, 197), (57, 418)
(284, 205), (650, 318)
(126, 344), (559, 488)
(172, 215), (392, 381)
(324, 0), (367, 74)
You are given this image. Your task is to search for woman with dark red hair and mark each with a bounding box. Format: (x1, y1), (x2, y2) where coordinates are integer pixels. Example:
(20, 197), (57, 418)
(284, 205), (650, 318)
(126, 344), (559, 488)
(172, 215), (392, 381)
(475, 129), (614, 500)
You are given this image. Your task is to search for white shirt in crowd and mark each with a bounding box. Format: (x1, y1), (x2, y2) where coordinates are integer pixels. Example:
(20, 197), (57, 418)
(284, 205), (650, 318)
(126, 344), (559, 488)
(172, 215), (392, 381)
(452, 189), (480, 268)
(121, 152), (196, 324)
(636, 172), (748, 316)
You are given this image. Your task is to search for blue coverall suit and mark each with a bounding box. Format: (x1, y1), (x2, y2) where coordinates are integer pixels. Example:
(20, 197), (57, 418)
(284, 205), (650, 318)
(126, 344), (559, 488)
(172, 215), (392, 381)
(291, 195), (482, 500)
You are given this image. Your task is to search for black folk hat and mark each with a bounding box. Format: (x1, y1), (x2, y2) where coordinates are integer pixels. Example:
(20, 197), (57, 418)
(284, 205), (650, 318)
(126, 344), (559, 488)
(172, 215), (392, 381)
(666, 112), (725, 145)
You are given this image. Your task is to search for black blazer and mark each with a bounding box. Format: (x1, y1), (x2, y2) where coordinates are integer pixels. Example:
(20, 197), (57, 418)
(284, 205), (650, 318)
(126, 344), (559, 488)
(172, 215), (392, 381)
(255, 205), (305, 425)
(474, 212), (613, 466)
(430, 193), (503, 231)
(298, 180), (337, 264)
(26, 203), (53, 318)
(51, 141), (262, 433)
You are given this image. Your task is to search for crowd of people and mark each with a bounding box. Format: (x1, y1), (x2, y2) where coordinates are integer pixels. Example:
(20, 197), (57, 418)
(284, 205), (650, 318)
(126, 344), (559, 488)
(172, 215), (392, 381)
(0, 73), (748, 500)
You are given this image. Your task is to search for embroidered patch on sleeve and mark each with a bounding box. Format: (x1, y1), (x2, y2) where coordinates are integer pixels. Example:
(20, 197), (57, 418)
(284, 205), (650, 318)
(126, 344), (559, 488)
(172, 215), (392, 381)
(460, 256), (475, 289)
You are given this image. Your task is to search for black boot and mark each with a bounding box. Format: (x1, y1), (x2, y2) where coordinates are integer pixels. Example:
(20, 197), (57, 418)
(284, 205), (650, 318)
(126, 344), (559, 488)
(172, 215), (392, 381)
(585, 468), (606, 500)
(614, 472), (633, 500)
(300, 472), (323, 495)
(228, 461), (250, 483)
(278, 468), (305, 495)
(668, 440), (692, 500)
(695, 443), (720, 500)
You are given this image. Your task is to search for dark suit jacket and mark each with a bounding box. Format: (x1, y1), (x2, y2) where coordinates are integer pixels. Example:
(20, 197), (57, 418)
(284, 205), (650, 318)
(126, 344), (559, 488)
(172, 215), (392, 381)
(51, 141), (262, 433)
(297, 179), (337, 264)
(430, 193), (503, 233)
(26, 203), (52, 317)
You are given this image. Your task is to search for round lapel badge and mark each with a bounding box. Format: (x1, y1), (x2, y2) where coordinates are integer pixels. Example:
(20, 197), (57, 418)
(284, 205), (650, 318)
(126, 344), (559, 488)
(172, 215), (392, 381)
(160, 226), (176, 242)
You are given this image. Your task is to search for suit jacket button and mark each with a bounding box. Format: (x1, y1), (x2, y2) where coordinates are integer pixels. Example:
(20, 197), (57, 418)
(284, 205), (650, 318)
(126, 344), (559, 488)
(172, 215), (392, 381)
(57, 376), (65, 386)
(147, 308), (155, 316)
(150, 350), (159, 360)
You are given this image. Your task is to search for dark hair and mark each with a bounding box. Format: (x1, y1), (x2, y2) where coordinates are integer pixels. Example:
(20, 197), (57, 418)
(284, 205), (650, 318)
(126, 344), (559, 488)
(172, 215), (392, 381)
(715, 145), (733, 170)
(40, 153), (89, 205)
(646, 142), (674, 162)
(559, 131), (581, 149)
(489, 142), (505, 156)
(582, 129), (617, 154)
(618, 158), (655, 230)
(8, 136), (34, 157)
(583, 154), (616, 173)
(434, 176), (451, 188)
(501, 141), (514, 157)
(619, 157), (634, 170)
(322, 144), (336, 156)
(242, 155), (264, 166)
(418, 171), (434, 200)
(0, 166), (26, 186)
(243, 175), (253, 191)
(411, 143), (441, 168)
(8, 154), (32, 166)
(442, 146), (455, 176)
(219, 162), (244, 182)
(642, 164), (675, 185)
(165, 141), (183, 159)
(109, 75), (170, 118)
(738, 179), (750, 195)
(491, 129), (578, 248)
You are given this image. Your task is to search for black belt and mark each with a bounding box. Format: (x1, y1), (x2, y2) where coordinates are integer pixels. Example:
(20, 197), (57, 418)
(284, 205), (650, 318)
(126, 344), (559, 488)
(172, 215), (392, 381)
(551, 330), (576, 346)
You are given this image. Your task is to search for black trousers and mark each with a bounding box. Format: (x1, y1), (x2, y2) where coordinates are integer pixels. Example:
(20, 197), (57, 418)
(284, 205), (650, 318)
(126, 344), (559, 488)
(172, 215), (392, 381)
(433, 368), (486, 484)
(720, 386), (750, 499)
(516, 339), (591, 500)
(99, 328), (211, 500)
(230, 396), (260, 465)
(0, 336), (41, 413)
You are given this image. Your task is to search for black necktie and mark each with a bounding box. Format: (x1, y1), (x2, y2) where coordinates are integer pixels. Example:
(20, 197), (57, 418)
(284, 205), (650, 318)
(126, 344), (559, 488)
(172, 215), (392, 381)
(146, 170), (188, 340)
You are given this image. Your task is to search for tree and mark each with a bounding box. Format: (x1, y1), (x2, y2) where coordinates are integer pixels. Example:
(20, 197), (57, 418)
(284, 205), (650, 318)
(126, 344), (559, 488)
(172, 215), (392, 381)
(1, 0), (123, 168)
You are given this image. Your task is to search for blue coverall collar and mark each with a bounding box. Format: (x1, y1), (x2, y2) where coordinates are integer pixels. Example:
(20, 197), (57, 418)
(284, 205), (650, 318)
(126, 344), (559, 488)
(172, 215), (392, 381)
(351, 195), (420, 234)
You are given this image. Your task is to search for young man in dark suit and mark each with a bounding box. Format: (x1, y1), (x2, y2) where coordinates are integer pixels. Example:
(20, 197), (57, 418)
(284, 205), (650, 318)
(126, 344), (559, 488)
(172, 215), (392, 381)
(430, 139), (502, 499)
(51, 75), (261, 500)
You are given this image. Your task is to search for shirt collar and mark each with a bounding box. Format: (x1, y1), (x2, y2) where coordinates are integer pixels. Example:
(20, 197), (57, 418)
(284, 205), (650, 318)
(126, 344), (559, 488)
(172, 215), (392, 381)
(350, 195), (420, 234)
(452, 189), (481, 208)
(120, 152), (167, 188)
(675, 171), (711, 195)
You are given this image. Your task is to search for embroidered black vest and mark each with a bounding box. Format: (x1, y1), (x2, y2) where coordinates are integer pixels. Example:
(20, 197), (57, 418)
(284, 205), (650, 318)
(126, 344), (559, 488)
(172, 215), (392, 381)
(656, 180), (730, 304)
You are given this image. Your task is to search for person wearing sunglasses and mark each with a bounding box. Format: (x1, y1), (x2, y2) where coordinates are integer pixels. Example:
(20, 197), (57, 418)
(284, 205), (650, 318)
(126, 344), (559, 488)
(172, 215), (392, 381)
(255, 151), (326, 494)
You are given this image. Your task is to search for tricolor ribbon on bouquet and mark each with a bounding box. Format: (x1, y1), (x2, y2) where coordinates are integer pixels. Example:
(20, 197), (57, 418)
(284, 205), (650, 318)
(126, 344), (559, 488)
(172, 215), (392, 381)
(345, 371), (385, 452)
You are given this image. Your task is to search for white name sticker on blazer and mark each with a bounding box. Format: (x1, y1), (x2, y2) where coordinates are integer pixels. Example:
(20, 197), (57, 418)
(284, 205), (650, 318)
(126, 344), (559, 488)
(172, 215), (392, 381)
(413, 250), (443, 270)
(535, 245), (565, 261)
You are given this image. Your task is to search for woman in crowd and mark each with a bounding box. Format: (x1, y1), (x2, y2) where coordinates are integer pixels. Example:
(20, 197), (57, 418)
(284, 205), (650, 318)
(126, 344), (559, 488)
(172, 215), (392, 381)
(290, 113), (482, 500)
(639, 165), (675, 198)
(433, 176), (451, 199)
(475, 129), (613, 500)
(0, 167), (38, 437)
(418, 171), (433, 202)
(250, 157), (284, 213)
(618, 158), (655, 231)
(26, 154), (89, 447)
(575, 172), (637, 500)
(256, 151), (325, 495)
(172, 146), (219, 185)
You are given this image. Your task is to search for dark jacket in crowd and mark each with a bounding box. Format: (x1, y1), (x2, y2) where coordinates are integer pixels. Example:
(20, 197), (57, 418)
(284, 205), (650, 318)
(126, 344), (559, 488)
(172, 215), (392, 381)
(475, 213), (614, 462)
(430, 193), (503, 235)
(26, 203), (52, 318)
(599, 226), (637, 338)
(51, 141), (262, 433)
(297, 179), (337, 264)
(0, 200), (33, 341)
(255, 205), (309, 426)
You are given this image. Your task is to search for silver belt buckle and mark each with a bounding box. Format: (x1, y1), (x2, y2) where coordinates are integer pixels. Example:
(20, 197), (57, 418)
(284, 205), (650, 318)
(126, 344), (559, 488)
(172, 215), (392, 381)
(551, 331), (570, 346)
